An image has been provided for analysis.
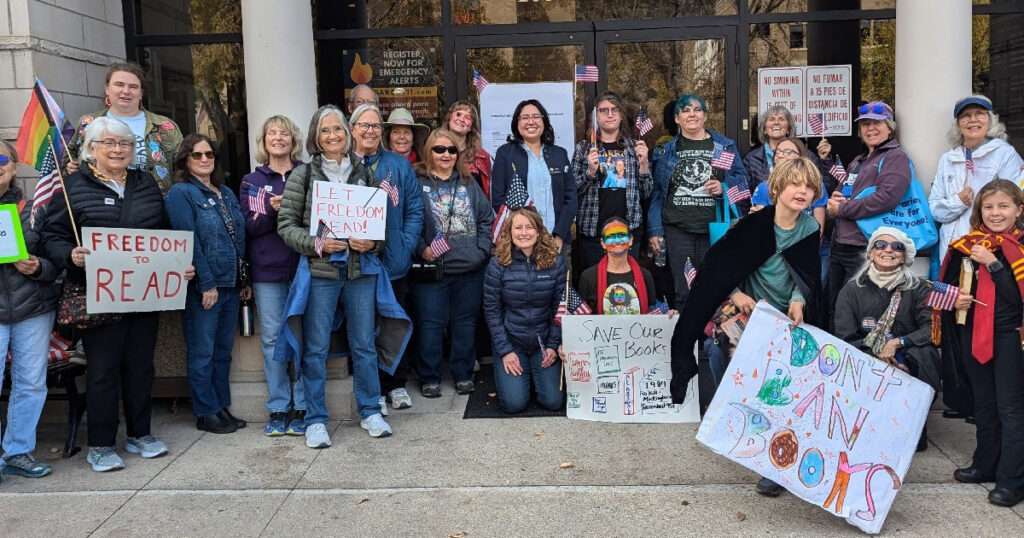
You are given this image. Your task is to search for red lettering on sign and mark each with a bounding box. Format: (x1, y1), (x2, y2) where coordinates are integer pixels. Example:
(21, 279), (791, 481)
(96, 269), (115, 301)
(119, 270), (134, 302)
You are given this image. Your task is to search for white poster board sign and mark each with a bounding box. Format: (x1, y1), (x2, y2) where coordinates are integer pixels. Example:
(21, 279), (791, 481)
(757, 65), (852, 137)
(696, 303), (933, 534)
(561, 315), (700, 423)
(84, 228), (194, 314)
(479, 82), (575, 160)
(309, 182), (387, 240)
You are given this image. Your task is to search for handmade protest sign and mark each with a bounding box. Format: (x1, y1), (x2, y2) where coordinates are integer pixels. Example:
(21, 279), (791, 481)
(562, 315), (699, 423)
(696, 302), (933, 534)
(309, 182), (387, 240)
(83, 228), (193, 314)
(0, 204), (28, 263)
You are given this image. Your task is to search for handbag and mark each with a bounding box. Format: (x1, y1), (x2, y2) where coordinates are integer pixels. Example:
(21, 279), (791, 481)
(709, 194), (738, 245)
(209, 186), (250, 288)
(57, 280), (123, 329)
(854, 153), (939, 250)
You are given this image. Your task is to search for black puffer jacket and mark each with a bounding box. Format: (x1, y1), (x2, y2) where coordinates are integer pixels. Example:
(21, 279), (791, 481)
(482, 250), (566, 358)
(0, 186), (60, 323)
(42, 167), (166, 284)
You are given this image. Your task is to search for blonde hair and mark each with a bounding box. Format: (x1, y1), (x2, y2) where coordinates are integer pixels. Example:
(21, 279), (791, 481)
(767, 157), (822, 204)
(254, 115), (303, 164)
(492, 207), (560, 269)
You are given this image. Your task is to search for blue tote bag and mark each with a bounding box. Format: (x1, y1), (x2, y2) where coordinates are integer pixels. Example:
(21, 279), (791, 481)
(854, 155), (938, 250)
(709, 194), (738, 245)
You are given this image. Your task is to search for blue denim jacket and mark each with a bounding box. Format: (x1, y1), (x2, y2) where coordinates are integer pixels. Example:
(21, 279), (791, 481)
(166, 178), (246, 292)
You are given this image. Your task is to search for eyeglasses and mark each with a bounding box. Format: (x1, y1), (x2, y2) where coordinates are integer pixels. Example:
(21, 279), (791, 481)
(95, 139), (133, 150)
(518, 114), (543, 122)
(350, 98), (375, 106)
(319, 126), (346, 136)
(776, 148), (800, 157)
(189, 151), (216, 160)
(354, 122), (382, 132)
(431, 145), (459, 155)
(597, 106), (620, 116)
(871, 240), (905, 252)
(858, 104), (887, 115)
(679, 106), (705, 114)
(0, 155), (10, 165)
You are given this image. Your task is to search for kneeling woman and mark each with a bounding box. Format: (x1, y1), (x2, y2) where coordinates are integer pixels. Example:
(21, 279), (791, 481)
(483, 207), (566, 413)
(671, 157), (823, 497)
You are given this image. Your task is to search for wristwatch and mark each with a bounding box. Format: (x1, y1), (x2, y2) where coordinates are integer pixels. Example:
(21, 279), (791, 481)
(898, 336), (911, 349)
(987, 260), (1004, 273)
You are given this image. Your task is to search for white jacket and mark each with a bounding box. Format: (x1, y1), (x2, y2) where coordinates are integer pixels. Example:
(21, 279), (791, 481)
(928, 138), (1024, 261)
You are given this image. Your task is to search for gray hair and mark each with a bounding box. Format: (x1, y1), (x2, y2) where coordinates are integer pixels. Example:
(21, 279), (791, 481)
(348, 84), (379, 105)
(857, 117), (899, 143)
(849, 258), (920, 291)
(305, 105), (351, 156)
(945, 94), (1008, 147)
(79, 116), (134, 164)
(349, 104), (384, 153)
(851, 226), (920, 291)
(756, 105), (797, 144)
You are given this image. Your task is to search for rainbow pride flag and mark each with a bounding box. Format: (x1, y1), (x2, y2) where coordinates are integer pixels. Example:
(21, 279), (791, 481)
(15, 78), (74, 170)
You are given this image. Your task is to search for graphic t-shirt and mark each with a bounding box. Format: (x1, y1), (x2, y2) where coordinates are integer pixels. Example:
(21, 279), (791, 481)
(426, 181), (476, 239)
(109, 111), (148, 170)
(577, 264), (657, 315)
(662, 136), (722, 233)
(596, 141), (628, 234)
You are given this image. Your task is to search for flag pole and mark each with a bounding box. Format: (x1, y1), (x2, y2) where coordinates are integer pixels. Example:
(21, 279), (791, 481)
(560, 268), (570, 391)
(47, 135), (79, 246)
(925, 279), (987, 306)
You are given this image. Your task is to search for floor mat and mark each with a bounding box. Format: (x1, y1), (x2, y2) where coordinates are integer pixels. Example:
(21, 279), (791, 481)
(462, 367), (567, 419)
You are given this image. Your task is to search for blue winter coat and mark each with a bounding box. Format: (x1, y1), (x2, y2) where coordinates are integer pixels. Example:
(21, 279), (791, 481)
(165, 178), (245, 292)
(482, 250), (566, 358)
(367, 150), (424, 280)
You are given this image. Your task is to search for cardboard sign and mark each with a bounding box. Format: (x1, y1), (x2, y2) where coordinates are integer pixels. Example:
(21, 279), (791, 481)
(309, 182), (388, 240)
(696, 303), (933, 534)
(83, 228), (194, 314)
(757, 65), (852, 137)
(561, 315), (700, 423)
(0, 204), (28, 263)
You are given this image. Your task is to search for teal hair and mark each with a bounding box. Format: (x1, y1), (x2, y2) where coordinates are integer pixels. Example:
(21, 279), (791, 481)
(674, 94), (707, 115)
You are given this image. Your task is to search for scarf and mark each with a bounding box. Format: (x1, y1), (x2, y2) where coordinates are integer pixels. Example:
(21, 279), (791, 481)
(867, 266), (903, 291)
(863, 290), (901, 357)
(948, 226), (1024, 362)
(596, 254), (648, 314)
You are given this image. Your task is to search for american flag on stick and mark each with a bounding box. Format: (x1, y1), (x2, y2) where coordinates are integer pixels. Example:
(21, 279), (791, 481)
(710, 142), (735, 170)
(808, 113), (827, 135)
(555, 285), (592, 326)
(473, 70), (489, 93)
(429, 231), (451, 257)
(635, 108), (653, 137)
(684, 257), (697, 288)
(491, 164), (533, 243)
(378, 172), (399, 205)
(925, 280), (961, 311)
(575, 65), (599, 82)
(30, 147), (60, 228)
(314, 219), (334, 258)
(726, 183), (751, 205)
(247, 183), (268, 218)
(649, 299), (670, 315)
(829, 156), (848, 182)
(965, 147), (975, 177)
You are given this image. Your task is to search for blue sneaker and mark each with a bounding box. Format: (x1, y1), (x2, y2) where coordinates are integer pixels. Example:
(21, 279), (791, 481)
(2, 453), (52, 478)
(286, 410), (307, 436)
(264, 412), (288, 437)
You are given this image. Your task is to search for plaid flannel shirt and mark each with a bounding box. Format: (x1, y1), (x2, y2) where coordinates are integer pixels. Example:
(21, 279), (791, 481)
(571, 137), (653, 237)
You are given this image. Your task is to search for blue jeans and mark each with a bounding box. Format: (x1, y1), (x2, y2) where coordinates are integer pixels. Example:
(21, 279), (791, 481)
(412, 270), (484, 385)
(253, 281), (305, 413)
(0, 310), (55, 456)
(301, 274), (381, 424)
(704, 336), (728, 388)
(493, 348), (564, 413)
(183, 286), (240, 417)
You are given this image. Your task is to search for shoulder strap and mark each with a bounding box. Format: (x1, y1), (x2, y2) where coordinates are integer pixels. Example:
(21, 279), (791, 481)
(117, 173), (137, 227)
(17, 199), (27, 214)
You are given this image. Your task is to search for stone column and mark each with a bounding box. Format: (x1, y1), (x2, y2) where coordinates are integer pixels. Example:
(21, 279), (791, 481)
(895, 0), (972, 188)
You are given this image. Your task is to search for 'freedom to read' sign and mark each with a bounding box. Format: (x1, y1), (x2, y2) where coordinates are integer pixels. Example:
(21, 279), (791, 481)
(84, 228), (193, 314)
(309, 182), (387, 240)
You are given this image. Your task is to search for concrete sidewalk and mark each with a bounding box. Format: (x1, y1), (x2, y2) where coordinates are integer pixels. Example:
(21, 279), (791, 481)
(2, 381), (1022, 537)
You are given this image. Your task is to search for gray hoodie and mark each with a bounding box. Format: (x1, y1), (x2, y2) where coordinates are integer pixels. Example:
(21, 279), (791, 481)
(415, 172), (494, 275)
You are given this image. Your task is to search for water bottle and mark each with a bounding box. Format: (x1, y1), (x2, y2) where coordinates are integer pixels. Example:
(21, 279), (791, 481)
(654, 237), (667, 267)
(239, 298), (254, 336)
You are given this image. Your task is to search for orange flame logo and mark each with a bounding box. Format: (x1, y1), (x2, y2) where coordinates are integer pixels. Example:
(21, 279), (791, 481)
(350, 53), (372, 84)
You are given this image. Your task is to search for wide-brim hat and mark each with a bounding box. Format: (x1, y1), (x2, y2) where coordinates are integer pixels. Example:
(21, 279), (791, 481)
(854, 101), (894, 122)
(383, 108), (430, 141)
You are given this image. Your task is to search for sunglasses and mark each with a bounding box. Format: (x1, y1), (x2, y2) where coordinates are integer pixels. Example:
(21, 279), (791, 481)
(189, 151), (216, 160)
(871, 240), (905, 252)
(431, 145), (459, 155)
(859, 104), (887, 115)
(0, 155), (10, 165)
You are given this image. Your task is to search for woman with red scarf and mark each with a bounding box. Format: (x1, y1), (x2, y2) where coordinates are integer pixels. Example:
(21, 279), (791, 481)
(939, 179), (1024, 508)
(577, 218), (659, 315)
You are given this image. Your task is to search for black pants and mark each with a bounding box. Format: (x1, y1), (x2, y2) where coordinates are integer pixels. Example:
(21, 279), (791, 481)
(578, 233), (643, 275)
(379, 276), (411, 394)
(81, 311), (159, 447)
(827, 242), (865, 331)
(962, 330), (1024, 493)
(663, 225), (710, 308)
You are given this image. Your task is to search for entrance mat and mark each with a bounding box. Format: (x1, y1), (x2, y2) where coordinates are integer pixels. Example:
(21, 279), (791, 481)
(462, 367), (567, 419)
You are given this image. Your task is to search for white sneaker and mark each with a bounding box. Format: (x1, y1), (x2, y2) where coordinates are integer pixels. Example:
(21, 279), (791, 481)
(379, 395), (389, 416)
(305, 423), (331, 448)
(360, 413), (392, 438)
(389, 388), (413, 409)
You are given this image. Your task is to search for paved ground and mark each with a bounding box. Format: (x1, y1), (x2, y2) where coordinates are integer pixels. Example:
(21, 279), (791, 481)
(2, 379), (1022, 537)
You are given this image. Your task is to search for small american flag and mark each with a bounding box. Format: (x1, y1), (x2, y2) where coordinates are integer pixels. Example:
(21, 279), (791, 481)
(965, 147), (975, 176)
(31, 149), (61, 228)
(710, 142), (735, 170)
(429, 231), (451, 257)
(726, 183), (751, 205)
(491, 164), (533, 243)
(378, 172), (399, 205)
(247, 183), (268, 217)
(684, 257), (697, 288)
(808, 113), (827, 135)
(314, 219), (333, 258)
(635, 108), (654, 137)
(48, 332), (72, 362)
(829, 156), (848, 182)
(555, 286), (592, 326)
(575, 65), (599, 83)
(926, 281), (961, 311)
(473, 70), (489, 93)
(649, 299), (670, 315)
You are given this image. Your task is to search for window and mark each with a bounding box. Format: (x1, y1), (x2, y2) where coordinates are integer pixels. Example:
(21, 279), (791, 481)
(789, 23), (805, 49)
(133, 0), (240, 35)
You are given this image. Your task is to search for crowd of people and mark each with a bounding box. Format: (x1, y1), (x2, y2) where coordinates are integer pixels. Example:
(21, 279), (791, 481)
(1, 61), (1023, 508)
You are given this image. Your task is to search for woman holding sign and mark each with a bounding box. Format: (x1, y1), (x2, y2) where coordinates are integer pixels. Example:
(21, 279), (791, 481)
(42, 116), (191, 472)
(166, 134), (248, 435)
(0, 140), (60, 480)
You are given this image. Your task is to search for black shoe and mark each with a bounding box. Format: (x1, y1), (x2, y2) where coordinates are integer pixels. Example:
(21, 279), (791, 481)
(953, 467), (994, 484)
(755, 476), (783, 497)
(916, 426), (928, 452)
(197, 413), (237, 434)
(988, 486), (1024, 507)
(455, 379), (476, 395)
(942, 409), (967, 419)
(421, 383), (442, 398)
(219, 409), (247, 429)
(965, 415), (976, 425)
